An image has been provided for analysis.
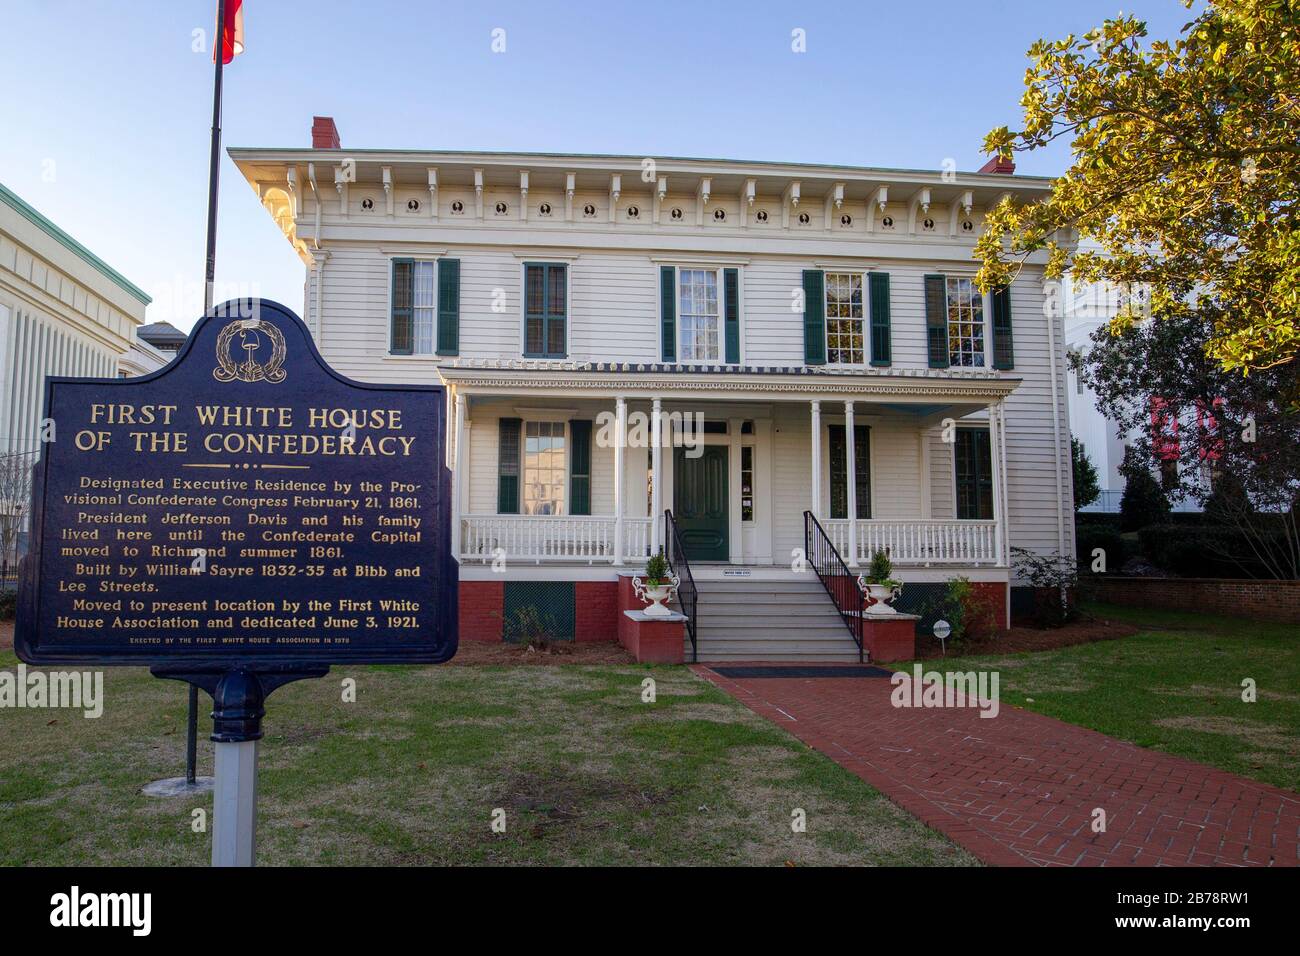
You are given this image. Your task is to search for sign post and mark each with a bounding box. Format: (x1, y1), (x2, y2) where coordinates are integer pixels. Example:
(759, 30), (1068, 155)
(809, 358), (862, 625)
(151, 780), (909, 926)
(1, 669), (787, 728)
(16, 299), (457, 866)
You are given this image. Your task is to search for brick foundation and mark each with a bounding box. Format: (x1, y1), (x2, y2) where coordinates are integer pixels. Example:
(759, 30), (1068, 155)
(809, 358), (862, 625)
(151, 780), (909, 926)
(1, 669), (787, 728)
(1089, 577), (1300, 625)
(458, 580), (503, 642)
(575, 581), (618, 642)
(971, 581), (1009, 633)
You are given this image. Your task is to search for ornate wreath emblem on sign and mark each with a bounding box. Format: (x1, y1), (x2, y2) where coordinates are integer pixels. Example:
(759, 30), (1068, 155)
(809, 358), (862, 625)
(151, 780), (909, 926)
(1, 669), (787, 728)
(213, 318), (287, 384)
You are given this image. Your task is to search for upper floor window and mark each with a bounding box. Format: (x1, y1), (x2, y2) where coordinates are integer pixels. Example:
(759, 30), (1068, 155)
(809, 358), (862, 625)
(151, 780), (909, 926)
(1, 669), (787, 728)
(825, 273), (865, 365)
(678, 268), (720, 361)
(391, 257), (459, 356)
(524, 263), (567, 358)
(946, 277), (982, 369)
(946, 277), (986, 367)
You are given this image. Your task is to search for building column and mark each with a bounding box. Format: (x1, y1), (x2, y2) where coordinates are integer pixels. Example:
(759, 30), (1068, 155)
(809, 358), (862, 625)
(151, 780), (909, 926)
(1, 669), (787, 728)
(451, 392), (467, 559)
(613, 396), (626, 566)
(728, 416), (744, 565)
(650, 397), (663, 554)
(997, 400), (1011, 567)
(989, 401), (1004, 566)
(845, 400), (858, 566)
(809, 400), (822, 519)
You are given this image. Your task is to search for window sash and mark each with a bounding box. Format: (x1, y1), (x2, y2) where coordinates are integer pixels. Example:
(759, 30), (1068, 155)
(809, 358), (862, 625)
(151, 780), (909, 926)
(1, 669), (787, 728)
(741, 445), (754, 522)
(954, 428), (994, 520)
(522, 420), (567, 515)
(828, 424), (871, 519)
(678, 268), (720, 362)
(946, 277), (986, 368)
(524, 263), (567, 358)
(824, 272), (865, 365)
(412, 261), (436, 355)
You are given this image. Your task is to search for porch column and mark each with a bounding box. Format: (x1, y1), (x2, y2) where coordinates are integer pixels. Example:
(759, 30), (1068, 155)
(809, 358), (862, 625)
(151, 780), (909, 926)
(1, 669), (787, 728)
(728, 416), (743, 565)
(451, 393), (467, 559)
(612, 396), (626, 566)
(809, 400), (822, 519)
(989, 401), (1004, 566)
(998, 400), (1011, 566)
(845, 400), (858, 566)
(650, 397), (662, 554)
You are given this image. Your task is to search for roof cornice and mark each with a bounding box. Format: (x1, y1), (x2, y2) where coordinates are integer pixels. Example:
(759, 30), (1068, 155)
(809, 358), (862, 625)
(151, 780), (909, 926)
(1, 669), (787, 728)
(0, 182), (152, 305)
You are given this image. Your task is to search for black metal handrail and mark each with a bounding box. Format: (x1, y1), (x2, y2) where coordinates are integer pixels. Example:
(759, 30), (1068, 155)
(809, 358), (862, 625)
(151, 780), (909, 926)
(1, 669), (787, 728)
(663, 510), (698, 663)
(804, 510), (864, 662)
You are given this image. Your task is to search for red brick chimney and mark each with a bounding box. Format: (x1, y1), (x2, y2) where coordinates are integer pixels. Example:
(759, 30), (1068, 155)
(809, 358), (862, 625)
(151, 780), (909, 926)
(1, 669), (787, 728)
(311, 116), (340, 149)
(978, 154), (1016, 174)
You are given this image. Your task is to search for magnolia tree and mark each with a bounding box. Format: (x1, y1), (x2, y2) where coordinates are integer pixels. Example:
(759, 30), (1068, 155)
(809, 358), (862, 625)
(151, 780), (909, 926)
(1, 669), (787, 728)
(975, 0), (1300, 377)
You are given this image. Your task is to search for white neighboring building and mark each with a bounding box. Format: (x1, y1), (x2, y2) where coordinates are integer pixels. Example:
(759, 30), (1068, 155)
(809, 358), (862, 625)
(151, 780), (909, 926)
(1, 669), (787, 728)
(0, 181), (151, 570)
(1064, 275), (1203, 513)
(232, 119), (1078, 657)
(1063, 275), (1131, 511)
(118, 332), (171, 378)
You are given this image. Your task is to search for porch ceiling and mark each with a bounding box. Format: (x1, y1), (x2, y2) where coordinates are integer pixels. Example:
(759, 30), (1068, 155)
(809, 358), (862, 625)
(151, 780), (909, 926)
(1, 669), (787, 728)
(437, 363), (1020, 404)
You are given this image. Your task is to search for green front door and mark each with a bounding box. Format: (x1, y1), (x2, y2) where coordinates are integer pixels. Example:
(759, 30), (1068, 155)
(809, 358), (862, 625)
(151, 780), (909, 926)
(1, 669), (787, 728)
(673, 445), (728, 561)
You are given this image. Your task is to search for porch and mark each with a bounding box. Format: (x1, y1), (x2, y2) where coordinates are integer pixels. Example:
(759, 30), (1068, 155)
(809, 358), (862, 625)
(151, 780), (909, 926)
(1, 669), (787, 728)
(458, 513), (1001, 566)
(439, 363), (1019, 571)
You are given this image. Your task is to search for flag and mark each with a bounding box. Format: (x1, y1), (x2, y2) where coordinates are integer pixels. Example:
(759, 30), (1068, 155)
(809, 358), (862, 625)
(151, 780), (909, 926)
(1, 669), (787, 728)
(214, 0), (245, 65)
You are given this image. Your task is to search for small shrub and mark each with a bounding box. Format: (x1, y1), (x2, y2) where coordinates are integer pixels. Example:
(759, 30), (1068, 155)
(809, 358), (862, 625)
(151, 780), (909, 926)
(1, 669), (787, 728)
(863, 549), (901, 588)
(1076, 526), (1131, 573)
(644, 549), (669, 586)
(500, 605), (559, 649)
(0, 588), (15, 621)
(1012, 548), (1078, 628)
(1118, 451), (1171, 532)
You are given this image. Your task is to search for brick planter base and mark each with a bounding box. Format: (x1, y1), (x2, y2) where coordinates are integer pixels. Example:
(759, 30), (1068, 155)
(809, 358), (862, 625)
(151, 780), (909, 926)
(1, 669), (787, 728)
(862, 614), (918, 661)
(619, 610), (686, 664)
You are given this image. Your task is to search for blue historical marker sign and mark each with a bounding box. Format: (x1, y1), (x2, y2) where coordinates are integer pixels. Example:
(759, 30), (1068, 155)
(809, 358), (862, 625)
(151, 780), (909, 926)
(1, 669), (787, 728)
(16, 299), (457, 667)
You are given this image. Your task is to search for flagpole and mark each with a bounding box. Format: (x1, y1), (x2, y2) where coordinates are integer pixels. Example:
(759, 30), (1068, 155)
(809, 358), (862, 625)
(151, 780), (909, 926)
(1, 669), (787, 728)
(191, 0), (228, 787)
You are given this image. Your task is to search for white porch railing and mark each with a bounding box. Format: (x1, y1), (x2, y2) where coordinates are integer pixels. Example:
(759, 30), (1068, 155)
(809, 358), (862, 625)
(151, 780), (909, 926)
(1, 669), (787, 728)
(460, 514), (653, 564)
(822, 519), (1001, 566)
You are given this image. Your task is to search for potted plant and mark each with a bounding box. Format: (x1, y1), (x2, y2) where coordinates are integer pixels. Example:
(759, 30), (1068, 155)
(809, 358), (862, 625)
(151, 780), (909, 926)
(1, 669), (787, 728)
(632, 549), (679, 617)
(857, 548), (903, 615)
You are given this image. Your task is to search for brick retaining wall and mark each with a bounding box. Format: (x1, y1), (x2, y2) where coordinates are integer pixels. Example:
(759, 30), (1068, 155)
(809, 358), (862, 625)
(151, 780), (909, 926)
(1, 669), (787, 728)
(1089, 577), (1300, 625)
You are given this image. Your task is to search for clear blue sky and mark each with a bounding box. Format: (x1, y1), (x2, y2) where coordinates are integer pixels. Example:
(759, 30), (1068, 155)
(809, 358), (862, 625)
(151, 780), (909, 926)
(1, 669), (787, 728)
(0, 0), (1197, 331)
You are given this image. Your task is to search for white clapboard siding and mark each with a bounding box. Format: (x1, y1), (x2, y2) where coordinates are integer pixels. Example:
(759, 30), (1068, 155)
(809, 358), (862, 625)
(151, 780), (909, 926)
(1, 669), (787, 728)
(304, 241), (1074, 571)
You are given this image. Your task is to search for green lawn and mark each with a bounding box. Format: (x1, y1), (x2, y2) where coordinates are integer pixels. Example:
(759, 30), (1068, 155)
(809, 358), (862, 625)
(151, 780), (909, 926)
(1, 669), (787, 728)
(937, 602), (1300, 792)
(0, 650), (975, 866)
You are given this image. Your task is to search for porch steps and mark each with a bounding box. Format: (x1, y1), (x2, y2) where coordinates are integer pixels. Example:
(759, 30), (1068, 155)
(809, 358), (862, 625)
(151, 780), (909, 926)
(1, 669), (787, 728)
(684, 577), (864, 662)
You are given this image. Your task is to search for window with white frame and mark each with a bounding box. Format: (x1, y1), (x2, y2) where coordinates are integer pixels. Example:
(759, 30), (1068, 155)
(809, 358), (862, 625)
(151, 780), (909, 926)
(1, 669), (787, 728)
(825, 272), (865, 364)
(522, 421), (566, 515)
(678, 268), (720, 361)
(946, 277), (986, 367)
(411, 261), (437, 354)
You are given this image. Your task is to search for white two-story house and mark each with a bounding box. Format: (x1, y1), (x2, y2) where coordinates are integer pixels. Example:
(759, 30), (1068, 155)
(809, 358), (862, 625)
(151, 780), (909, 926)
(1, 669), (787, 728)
(231, 118), (1075, 660)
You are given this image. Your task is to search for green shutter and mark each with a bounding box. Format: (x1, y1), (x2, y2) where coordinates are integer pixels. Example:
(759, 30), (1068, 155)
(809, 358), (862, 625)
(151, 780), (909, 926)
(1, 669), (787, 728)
(802, 270), (825, 365)
(991, 284), (1014, 370)
(569, 419), (592, 515)
(390, 258), (414, 355)
(660, 266), (676, 362)
(868, 272), (891, 366)
(497, 417), (521, 514)
(723, 267), (740, 364)
(924, 274), (949, 368)
(436, 258), (460, 356)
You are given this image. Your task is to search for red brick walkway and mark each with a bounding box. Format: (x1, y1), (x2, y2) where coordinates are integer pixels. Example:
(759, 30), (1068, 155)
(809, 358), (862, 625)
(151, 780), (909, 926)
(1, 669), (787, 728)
(695, 666), (1300, 867)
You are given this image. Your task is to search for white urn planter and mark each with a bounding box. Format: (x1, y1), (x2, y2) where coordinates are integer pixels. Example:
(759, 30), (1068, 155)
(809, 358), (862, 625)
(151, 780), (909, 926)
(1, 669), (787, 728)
(633, 573), (680, 618)
(857, 575), (901, 615)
